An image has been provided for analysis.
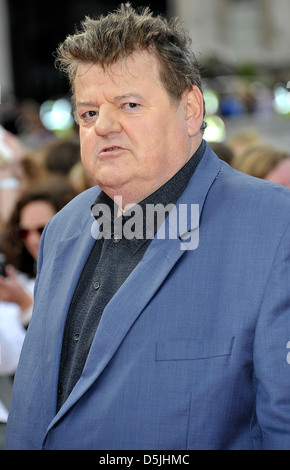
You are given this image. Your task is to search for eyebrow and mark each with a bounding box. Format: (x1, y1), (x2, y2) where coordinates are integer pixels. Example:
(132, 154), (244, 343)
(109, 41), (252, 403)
(113, 93), (144, 102)
(76, 93), (145, 109)
(76, 101), (98, 109)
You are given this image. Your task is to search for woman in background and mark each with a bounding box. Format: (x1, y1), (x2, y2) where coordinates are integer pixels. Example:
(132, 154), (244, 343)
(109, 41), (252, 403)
(232, 144), (290, 188)
(0, 176), (77, 326)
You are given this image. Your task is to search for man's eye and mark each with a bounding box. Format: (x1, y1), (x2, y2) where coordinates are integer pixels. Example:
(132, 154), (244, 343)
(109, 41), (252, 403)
(80, 111), (97, 122)
(123, 103), (140, 111)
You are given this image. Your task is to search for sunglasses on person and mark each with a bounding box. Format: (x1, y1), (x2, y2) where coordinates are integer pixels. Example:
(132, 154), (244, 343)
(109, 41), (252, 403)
(19, 226), (45, 241)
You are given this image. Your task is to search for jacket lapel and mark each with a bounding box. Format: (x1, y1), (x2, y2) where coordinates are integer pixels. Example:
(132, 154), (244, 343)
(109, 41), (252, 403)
(41, 217), (97, 425)
(45, 143), (222, 432)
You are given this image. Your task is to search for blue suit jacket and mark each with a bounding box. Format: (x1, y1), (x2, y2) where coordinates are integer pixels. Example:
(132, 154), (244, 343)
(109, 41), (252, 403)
(6, 143), (290, 450)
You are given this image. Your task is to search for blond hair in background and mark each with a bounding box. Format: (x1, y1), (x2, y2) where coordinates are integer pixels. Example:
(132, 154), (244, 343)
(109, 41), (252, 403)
(232, 144), (290, 187)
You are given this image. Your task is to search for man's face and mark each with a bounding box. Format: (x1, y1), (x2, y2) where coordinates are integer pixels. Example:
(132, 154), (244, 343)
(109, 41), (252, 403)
(75, 50), (202, 207)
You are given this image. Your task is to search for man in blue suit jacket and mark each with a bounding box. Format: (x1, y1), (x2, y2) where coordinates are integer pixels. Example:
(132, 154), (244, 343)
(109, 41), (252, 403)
(6, 4), (290, 450)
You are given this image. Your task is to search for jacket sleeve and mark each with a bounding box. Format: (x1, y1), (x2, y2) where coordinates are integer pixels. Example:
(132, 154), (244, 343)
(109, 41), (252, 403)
(254, 221), (290, 449)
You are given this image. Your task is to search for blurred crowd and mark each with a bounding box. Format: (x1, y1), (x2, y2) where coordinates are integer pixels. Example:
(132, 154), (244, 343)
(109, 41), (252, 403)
(210, 130), (290, 187)
(0, 93), (290, 448)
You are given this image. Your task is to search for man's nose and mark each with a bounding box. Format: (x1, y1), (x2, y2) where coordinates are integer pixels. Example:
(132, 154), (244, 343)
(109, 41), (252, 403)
(94, 105), (122, 136)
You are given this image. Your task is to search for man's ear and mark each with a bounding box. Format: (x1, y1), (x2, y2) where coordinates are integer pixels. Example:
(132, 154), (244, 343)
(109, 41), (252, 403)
(184, 86), (204, 137)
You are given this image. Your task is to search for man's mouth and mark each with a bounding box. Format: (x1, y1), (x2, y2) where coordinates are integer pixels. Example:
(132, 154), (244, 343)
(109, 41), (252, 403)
(104, 147), (121, 152)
